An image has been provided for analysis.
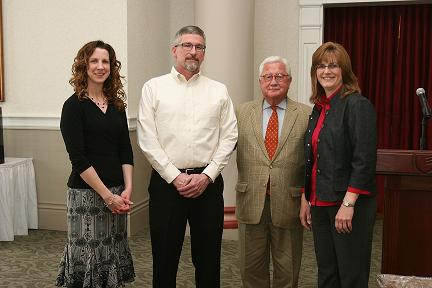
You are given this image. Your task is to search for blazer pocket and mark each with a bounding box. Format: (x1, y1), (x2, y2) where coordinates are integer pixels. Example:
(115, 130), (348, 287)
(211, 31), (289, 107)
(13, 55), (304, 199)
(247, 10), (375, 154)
(288, 187), (302, 197)
(235, 182), (248, 193)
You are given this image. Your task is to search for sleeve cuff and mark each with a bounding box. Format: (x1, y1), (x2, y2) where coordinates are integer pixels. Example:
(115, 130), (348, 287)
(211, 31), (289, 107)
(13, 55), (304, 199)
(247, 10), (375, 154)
(203, 163), (219, 182)
(76, 163), (92, 175)
(160, 163), (181, 184)
(347, 186), (370, 195)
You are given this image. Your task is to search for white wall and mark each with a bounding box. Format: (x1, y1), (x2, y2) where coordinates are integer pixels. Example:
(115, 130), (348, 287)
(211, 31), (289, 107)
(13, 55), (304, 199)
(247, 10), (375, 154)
(169, 0), (195, 47)
(254, 0), (300, 101)
(2, 0), (127, 118)
(126, 0), (195, 120)
(1, 0), (136, 231)
(0, 0), (301, 231)
(1, 0), (301, 123)
(127, 0), (171, 119)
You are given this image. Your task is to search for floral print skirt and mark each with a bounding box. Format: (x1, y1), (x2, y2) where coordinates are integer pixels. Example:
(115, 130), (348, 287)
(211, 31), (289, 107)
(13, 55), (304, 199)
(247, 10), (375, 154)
(55, 186), (135, 288)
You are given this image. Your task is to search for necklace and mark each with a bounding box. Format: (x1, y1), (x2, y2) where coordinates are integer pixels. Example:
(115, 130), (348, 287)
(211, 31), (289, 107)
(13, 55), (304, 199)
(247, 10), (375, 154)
(89, 96), (107, 109)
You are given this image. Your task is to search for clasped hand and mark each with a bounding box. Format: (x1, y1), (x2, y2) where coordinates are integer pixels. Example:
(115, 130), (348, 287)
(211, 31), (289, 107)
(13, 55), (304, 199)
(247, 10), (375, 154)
(107, 191), (133, 214)
(173, 173), (210, 198)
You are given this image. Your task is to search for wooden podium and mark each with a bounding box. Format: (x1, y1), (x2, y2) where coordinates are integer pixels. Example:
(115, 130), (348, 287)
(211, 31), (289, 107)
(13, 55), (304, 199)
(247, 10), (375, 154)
(377, 149), (432, 277)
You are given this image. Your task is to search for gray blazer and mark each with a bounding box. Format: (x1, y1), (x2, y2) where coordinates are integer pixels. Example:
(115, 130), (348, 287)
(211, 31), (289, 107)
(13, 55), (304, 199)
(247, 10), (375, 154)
(304, 92), (377, 202)
(235, 97), (311, 228)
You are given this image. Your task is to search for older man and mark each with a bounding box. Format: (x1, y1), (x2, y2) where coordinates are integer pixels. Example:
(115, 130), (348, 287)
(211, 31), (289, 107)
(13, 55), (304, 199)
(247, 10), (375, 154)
(137, 25), (238, 287)
(236, 56), (311, 287)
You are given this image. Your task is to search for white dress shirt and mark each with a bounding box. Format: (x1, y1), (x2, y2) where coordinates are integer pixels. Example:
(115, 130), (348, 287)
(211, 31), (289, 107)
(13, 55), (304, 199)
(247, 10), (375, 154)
(137, 67), (238, 183)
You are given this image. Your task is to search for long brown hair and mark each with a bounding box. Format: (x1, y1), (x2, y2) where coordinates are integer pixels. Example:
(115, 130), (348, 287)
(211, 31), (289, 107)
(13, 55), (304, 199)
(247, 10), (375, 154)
(309, 42), (360, 104)
(69, 40), (126, 110)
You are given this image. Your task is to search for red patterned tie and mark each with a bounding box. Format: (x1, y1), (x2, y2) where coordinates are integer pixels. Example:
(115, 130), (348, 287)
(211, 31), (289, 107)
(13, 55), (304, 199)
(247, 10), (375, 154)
(265, 106), (278, 160)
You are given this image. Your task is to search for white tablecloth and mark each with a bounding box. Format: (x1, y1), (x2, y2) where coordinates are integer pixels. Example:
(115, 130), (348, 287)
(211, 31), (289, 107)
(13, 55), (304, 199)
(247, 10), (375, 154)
(0, 157), (38, 241)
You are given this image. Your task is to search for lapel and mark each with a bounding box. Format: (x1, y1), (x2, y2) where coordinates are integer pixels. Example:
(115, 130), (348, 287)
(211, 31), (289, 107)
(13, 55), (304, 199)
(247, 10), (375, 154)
(273, 98), (299, 160)
(250, 99), (269, 160)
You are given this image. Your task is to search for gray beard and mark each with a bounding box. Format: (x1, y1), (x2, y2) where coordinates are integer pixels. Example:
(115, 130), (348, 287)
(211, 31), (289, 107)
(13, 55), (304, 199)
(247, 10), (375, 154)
(185, 60), (199, 72)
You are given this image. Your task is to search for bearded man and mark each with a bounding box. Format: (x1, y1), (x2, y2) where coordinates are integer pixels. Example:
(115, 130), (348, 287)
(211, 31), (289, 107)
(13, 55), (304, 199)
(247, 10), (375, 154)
(137, 25), (238, 288)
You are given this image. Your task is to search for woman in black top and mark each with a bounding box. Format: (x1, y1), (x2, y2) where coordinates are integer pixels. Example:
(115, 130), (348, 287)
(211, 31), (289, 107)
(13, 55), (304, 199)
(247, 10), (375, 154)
(56, 40), (135, 287)
(300, 42), (377, 288)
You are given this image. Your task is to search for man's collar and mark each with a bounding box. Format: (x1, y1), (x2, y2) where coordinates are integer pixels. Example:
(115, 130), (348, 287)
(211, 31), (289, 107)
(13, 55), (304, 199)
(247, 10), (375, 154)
(263, 98), (287, 110)
(171, 66), (201, 81)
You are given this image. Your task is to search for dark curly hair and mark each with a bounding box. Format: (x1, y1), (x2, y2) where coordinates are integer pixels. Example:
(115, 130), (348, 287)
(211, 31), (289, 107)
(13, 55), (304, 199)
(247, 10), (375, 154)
(69, 40), (126, 110)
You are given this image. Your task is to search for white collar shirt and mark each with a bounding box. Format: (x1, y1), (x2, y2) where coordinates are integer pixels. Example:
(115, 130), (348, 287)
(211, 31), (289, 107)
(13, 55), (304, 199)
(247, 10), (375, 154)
(137, 67), (238, 183)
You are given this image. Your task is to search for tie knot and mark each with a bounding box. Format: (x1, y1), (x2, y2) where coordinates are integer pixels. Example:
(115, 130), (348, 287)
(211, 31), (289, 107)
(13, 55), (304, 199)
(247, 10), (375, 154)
(271, 106), (278, 112)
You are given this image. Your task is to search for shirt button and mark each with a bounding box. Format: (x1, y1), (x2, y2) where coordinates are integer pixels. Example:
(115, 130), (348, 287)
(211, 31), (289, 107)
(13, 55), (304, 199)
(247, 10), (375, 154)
(325, 111), (329, 115)
(317, 169), (321, 174)
(317, 154), (320, 159)
(317, 138), (320, 143)
(307, 143), (310, 147)
(269, 165), (273, 169)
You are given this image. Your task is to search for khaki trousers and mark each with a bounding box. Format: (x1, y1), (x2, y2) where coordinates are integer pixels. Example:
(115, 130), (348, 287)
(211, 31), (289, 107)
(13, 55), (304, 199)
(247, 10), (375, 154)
(239, 195), (303, 288)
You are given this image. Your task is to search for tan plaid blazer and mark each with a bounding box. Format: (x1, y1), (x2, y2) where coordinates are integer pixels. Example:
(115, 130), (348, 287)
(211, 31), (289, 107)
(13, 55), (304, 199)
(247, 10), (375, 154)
(235, 97), (311, 228)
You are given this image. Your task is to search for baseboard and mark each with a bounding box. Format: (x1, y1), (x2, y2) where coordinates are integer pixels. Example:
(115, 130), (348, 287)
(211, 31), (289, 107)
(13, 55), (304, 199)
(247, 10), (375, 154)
(129, 199), (149, 235)
(37, 199), (149, 234)
(37, 201), (231, 237)
(224, 206), (238, 229)
(37, 202), (67, 231)
(223, 228), (238, 240)
(223, 206), (238, 240)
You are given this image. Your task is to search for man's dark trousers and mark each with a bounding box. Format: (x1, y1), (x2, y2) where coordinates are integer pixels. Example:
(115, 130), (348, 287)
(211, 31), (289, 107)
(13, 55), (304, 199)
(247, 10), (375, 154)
(149, 170), (224, 288)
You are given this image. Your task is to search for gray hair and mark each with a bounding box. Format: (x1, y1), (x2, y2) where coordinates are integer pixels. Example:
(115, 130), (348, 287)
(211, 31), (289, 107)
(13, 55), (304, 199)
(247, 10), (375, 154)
(173, 25), (206, 46)
(258, 56), (291, 76)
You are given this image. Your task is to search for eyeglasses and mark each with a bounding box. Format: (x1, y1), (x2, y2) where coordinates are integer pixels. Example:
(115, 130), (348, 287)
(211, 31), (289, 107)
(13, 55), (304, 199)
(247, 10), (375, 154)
(175, 42), (206, 53)
(260, 73), (289, 83)
(316, 63), (340, 71)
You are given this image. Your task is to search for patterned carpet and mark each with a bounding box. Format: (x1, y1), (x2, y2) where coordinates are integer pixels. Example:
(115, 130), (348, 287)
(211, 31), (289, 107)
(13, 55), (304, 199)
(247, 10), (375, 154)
(0, 219), (382, 287)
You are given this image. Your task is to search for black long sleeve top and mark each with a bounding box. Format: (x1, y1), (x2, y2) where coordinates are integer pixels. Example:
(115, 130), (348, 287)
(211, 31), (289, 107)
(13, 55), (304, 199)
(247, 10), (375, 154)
(60, 94), (134, 189)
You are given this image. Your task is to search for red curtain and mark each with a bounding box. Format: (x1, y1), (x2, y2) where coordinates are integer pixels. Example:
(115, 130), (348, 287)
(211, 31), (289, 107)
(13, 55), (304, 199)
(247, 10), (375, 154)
(324, 4), (432, 212)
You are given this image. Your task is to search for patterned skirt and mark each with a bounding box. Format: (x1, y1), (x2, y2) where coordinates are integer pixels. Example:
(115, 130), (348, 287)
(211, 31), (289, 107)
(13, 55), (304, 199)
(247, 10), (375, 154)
(55, 186), (135, 288)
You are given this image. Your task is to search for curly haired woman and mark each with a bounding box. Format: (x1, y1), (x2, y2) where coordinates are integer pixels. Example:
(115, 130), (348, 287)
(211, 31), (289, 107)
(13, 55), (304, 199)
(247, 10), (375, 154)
(56, 40), (135, 288)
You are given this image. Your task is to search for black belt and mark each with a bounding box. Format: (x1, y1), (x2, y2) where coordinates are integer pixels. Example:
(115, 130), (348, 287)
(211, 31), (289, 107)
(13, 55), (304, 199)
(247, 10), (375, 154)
(179, 167), (207, 174)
